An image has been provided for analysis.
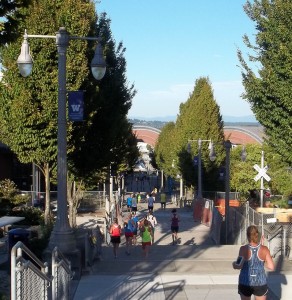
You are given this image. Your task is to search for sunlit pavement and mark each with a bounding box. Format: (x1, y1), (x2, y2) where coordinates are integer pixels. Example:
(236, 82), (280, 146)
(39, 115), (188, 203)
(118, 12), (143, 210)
(72, 200), (292, 299)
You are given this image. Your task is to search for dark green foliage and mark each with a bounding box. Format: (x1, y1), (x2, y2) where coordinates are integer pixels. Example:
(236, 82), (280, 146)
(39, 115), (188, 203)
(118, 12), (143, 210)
(238, 0), (292, 165)
(9, 206), (45, 226)
(28, 222), (53, 259)
(0, 179), (29, 216)
(68, 13), (139, 185)
(175, 77), (225, 190)
(0, 0), (30, 44)
(155, 122), (177, 178)
(155, 77), (225, 192)
(0, 0), (101, 224)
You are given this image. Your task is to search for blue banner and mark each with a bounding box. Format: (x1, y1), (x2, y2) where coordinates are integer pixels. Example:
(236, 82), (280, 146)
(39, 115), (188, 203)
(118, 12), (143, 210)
(68, 91), (84, 121)
(193, 155), (198, 166)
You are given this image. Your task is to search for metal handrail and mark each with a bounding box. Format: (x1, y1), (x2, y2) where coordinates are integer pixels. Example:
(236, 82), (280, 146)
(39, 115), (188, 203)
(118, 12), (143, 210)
(11, 241), (49, 272)
(52, 247), (72, 276)
(15, 257), (53, 282)
(11, 241), (52, 300)
(266, 226), (283, 242)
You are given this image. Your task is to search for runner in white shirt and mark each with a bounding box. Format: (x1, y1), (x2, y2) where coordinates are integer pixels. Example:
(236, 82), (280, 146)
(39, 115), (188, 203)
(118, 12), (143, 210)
(146, 212), (157, 243)
(147, 193), (155, 213)
(131, 194), (138, 215)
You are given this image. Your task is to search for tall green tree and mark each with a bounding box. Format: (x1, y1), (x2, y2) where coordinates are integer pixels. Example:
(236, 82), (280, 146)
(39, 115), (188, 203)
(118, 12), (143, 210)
(0, 0), (30, 44)
(69, 13), (138, 185)
(238, 0), (292, 165)
(0, 0), (102, 224)
(155, 122), (178, 178)
(175, 77), (225, 191)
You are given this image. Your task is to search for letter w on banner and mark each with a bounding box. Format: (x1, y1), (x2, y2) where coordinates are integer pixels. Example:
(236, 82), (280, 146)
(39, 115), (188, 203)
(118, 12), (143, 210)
(68, 91), (84, 121)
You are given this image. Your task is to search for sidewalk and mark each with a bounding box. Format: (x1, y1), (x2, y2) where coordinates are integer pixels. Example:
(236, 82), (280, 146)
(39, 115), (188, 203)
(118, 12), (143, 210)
(73, 201), (292, 300)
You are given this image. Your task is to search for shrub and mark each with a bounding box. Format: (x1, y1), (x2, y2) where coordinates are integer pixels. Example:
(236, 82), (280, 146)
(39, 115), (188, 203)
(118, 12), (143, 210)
(10, 207), (44, 226)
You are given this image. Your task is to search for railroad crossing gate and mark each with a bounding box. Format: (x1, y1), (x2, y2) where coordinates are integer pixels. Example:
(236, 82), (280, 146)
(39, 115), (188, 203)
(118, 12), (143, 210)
(253, 164), (271, 182)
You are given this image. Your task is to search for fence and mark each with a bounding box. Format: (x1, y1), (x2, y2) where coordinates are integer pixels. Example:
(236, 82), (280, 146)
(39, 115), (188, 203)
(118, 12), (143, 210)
(19, 190), (119, 213)
(204, 198), (292, 258)
(11, 241), (73, 300)
(51, 247), (73, 300)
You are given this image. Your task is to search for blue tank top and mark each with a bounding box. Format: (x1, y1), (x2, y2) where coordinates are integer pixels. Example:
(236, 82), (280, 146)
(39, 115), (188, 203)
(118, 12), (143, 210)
(239, 244), (267, 286)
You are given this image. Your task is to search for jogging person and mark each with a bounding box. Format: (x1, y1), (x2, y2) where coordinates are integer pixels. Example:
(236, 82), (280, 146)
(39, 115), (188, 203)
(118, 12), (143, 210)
(147, 193), (155, 213)
(131, 212), (139, 245)
(124, 213), (135, 255)
(146, 212), (157, 244)
(233, 225), (274, 300)
(131, 193), (138, 215)
(170, 209), (180, 245)
(126, 194), (132, 212)
(139, 219), (153, 258)
(160, 191), (166, 210)
(109, 217), (122, 258)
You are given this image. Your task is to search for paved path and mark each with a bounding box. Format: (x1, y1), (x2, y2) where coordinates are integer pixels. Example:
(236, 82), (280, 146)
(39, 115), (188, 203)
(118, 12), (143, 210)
(73, 201), (292, 300)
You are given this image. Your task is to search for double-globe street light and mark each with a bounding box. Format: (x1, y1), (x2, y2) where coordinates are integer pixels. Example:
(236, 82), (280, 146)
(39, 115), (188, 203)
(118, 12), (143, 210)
(17, 27), (106, 253)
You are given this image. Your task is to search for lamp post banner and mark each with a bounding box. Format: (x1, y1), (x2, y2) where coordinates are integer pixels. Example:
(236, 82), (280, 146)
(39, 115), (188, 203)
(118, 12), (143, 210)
(68, 91), (84, 121)
(193, 155), (198, 166)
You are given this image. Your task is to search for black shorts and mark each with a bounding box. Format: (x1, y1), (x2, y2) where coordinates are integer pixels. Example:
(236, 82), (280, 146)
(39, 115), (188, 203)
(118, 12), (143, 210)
(111, 236), (121, 244)
(148, 205), (153, 211)
(238, 284), (268, 297)
(132, 206), (137, 212)
(171, 226), (179, 233)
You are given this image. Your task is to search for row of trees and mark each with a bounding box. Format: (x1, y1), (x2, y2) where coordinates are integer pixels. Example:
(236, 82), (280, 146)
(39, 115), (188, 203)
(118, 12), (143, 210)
(155, 77), (292, 199)
(155, 0), (292, 200)
(0, 0), (139, 224)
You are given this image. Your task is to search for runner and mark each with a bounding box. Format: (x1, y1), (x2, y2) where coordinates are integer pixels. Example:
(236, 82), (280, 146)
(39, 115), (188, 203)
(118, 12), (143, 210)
(160, 190), (166, 210)
(131, 212), (139, 245)
(137, 192), (142, 203)
(124, 213), (135, 255)
(170, 209), (180, 245)
(126, 194), (132, 212)
(139, 219), (153, 258)
(146, 212), (157, 244)
(131, 193), (138, 215)
(109, 218), (122, 258)
(147, 193), (155, 213)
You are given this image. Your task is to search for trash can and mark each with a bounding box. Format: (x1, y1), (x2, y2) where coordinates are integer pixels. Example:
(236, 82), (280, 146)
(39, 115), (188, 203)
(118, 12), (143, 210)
(8, 228), (30, 260)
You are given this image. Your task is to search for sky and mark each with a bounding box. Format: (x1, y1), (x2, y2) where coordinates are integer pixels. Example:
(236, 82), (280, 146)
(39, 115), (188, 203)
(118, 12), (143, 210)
(97, 0), (256, 119)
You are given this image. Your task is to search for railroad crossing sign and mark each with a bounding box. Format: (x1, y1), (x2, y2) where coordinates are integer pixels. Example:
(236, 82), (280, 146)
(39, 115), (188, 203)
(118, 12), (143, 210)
(253, 164), (271, 182)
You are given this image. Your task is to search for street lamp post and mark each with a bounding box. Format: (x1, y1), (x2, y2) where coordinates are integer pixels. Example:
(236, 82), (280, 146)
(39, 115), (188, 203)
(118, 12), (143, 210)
(224, 140), (231, 244)
(171, 159), (183, 200)
(187, 139), (213, 200)
(17, 27), (106, 253)
(210, 140), (246, 244)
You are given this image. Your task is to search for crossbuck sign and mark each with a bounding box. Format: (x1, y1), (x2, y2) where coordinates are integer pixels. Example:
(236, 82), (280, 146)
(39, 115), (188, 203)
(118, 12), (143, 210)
(253, 164), (271, 182)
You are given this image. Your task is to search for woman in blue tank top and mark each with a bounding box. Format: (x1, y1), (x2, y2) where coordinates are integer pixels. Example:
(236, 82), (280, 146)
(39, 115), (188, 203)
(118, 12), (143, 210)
(233, 225), (274, 299)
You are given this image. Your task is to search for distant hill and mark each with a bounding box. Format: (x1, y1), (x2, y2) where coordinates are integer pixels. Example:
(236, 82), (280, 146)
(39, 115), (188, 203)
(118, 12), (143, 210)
(129, 114), (258, 123)
(129, 115), (259, 129)
(223, 115), (258, 123)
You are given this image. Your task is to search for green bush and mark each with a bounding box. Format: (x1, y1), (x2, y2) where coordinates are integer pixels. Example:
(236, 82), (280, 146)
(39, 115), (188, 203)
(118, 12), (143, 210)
(29, 223), (54, 259)
(10, 207), (44, 225)
(270, 197), (289, 209)
(0, 179), (30, 216)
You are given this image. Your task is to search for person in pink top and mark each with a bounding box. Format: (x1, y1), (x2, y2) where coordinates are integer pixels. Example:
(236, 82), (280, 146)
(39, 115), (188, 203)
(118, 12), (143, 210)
(109, 217), (122, 258)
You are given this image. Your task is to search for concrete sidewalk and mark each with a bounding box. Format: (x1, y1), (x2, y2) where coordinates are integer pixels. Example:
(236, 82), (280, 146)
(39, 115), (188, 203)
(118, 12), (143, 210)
(72, 202), (292, 299)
